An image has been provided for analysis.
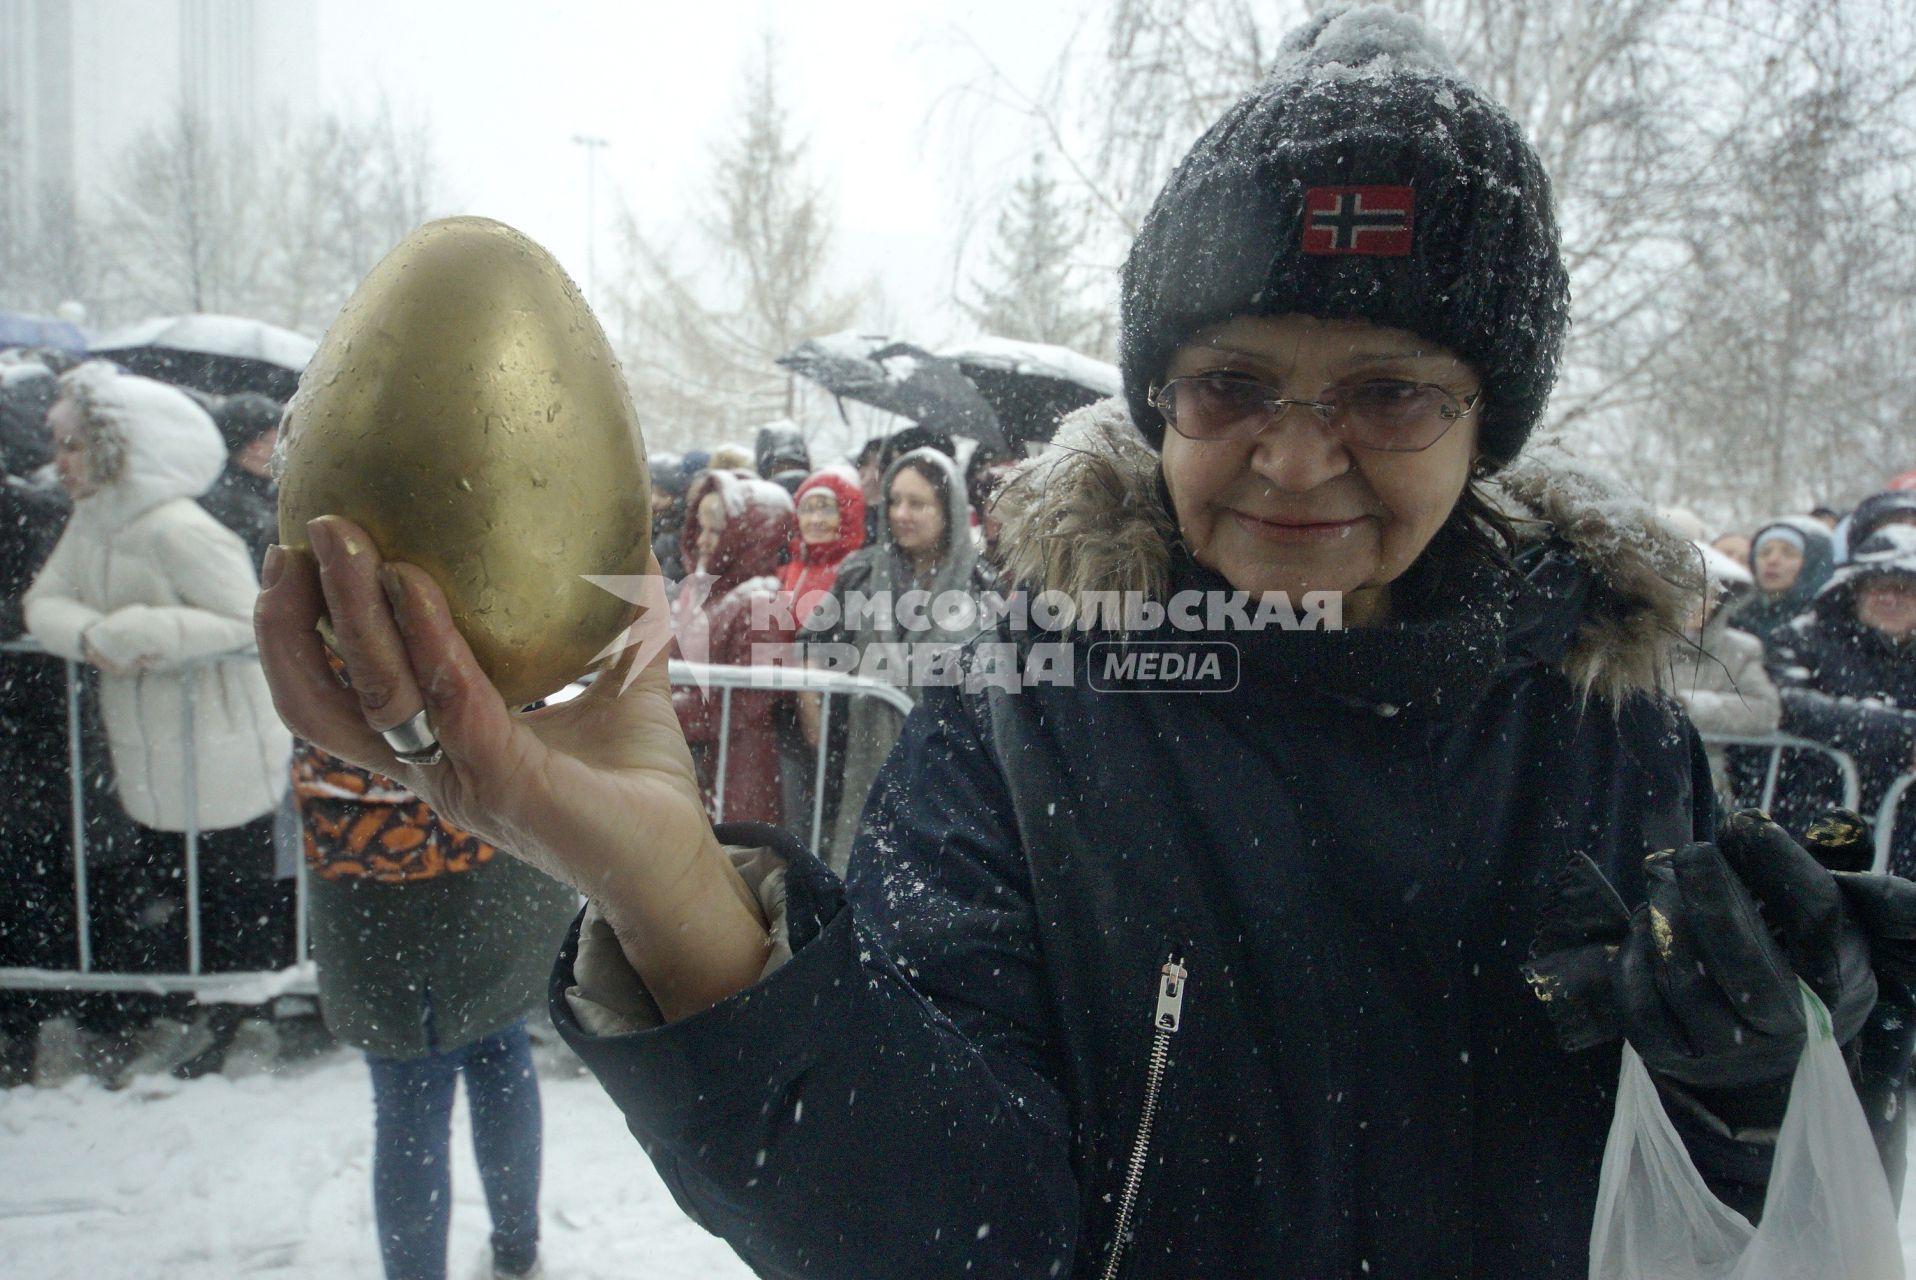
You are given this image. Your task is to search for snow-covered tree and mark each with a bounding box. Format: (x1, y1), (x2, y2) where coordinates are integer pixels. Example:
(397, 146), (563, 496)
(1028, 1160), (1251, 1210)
(105, 104), (267, 318)
(0, 100), (439, 334)
(948, 0), (1916, 519)
(962, 154), (1102, 349)
(0, 109), (112, 320)
(608, 36), (869, 452)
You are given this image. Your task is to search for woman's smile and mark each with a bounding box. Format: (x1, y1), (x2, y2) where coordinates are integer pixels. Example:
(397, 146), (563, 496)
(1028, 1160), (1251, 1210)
(1227, 510), (1370, 543)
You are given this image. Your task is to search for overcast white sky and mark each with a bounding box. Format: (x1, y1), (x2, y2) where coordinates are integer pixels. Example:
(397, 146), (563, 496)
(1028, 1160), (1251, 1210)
(315, 0), (1087, 345)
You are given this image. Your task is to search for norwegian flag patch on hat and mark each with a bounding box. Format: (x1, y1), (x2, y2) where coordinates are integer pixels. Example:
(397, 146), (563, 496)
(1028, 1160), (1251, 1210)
(1301, 186), (1415, 256)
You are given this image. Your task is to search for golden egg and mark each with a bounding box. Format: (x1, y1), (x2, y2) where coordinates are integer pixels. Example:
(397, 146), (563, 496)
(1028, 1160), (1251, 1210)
(277, 216), (650, 707)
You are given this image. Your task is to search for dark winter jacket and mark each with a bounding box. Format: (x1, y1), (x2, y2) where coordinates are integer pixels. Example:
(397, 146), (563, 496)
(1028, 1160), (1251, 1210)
(672, 470), (798, 826)
(2, 475), (68, 657)
(0, 475), (84, 969)
(1765, 527), (1916, 874)
(551, 407), (1910, 1279)
(1728, 516), (1835, 644)
(197, 464), (277, 568)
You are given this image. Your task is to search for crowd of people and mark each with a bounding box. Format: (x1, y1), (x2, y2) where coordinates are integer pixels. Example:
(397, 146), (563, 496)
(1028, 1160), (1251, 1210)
(1667, 490), (1916, 876)
(650, 421), (1017, 870)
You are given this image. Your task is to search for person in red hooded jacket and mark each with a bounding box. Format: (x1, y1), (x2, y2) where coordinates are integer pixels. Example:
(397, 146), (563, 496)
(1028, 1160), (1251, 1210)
(779, 464), (866, 626)
(777, 464), (866, 843)
(670, 470), (796, 827)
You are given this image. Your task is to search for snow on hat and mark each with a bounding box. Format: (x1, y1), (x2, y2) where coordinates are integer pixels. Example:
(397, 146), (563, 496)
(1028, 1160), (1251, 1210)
(1814, 525), (1916, 617)
(1119, 4), (1569, 467)
(1845, 490), (1916, 555)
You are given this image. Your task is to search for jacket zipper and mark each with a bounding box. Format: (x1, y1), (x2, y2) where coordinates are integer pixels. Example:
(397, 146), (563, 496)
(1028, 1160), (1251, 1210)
(1099, 954), (1187, 1280)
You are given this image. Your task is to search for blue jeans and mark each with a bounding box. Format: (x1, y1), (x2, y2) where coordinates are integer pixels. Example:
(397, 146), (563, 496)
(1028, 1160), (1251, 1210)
(366, 1019), (542, 1280)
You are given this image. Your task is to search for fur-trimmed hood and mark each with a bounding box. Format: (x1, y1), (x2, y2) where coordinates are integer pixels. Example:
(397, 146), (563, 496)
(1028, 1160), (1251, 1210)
(993, 398), (1699, 705)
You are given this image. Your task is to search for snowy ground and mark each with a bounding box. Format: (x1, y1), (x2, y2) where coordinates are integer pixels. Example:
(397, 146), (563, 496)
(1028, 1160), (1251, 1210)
(0, 1046), (754, 1279)
(7, 1051), (1916, 1278)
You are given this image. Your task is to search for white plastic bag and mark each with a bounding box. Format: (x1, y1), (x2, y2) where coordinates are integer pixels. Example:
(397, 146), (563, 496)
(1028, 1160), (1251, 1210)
(1590, 983), (1904, 1280)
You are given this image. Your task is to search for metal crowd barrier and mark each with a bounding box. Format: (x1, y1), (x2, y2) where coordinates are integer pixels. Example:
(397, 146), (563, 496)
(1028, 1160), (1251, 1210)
(1699, 731), (1916, 875)
(1702, 732), (1862, 814)
(668, 658), (916, 848)
(0, 638), (915, 999)
(6, 634), (1912, 997)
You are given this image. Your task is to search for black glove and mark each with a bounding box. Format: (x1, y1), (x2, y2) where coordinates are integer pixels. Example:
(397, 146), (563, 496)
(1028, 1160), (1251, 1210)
(1523, 809), (1878, 1087)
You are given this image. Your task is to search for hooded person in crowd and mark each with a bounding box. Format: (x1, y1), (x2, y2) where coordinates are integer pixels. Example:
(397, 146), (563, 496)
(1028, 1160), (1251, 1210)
(259, 9), (1916, 1276)
(778, 464), (867, 845)
(198, 391), (283, 568)
(796, 445), (979, 872)
(707, 442), (753, 472)
(779, 464), (867, 622)
(1765, 526), (1916, 876)
(754, 421), (812, 496)
(670, 469), (798, 827)
(24, 363), (295, 1081)
(1671, 540), (1781, 803)
(1729, 516), (1836, 644)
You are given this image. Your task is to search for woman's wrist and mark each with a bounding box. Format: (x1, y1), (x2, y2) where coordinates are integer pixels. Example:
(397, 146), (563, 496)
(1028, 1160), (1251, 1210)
(591, 829), (775, 1022)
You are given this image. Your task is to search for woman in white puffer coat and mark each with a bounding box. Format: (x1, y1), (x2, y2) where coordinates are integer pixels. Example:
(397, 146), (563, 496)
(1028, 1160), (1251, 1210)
(25, 362), (292, 985)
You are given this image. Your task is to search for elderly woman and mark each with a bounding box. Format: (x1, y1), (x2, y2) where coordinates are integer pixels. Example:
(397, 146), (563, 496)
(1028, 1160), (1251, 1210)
(256, 10), (1916, 1277)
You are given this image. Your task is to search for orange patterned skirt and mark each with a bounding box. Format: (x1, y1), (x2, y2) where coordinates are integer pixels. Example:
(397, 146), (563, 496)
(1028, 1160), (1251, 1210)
(293, 743), (497, 884)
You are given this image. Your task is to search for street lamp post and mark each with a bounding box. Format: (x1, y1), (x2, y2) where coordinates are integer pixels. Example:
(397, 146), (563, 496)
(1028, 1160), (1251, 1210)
(571, 133), (610, 299)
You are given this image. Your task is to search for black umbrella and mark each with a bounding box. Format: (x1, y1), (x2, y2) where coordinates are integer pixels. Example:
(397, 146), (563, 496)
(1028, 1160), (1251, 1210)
(90, 314), (316, 401)
(778, 331), (1010, 453)
(938, 337), (1120, 449)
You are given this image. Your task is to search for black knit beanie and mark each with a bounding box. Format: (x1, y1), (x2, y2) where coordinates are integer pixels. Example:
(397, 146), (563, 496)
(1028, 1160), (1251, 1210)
(212, 391), (285, 455)
(1119, 5), (1569, 468)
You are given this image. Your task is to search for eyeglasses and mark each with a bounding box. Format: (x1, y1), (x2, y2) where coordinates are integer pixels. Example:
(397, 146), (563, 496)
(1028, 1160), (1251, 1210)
(1147, 373), (1481, 452)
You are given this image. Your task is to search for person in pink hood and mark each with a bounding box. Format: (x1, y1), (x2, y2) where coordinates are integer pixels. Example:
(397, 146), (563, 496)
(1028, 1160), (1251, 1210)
(671, 470), (796, 827)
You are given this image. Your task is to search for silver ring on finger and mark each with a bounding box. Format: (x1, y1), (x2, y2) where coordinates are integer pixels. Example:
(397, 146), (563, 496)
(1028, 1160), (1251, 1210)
(381, 708), (443, 767)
